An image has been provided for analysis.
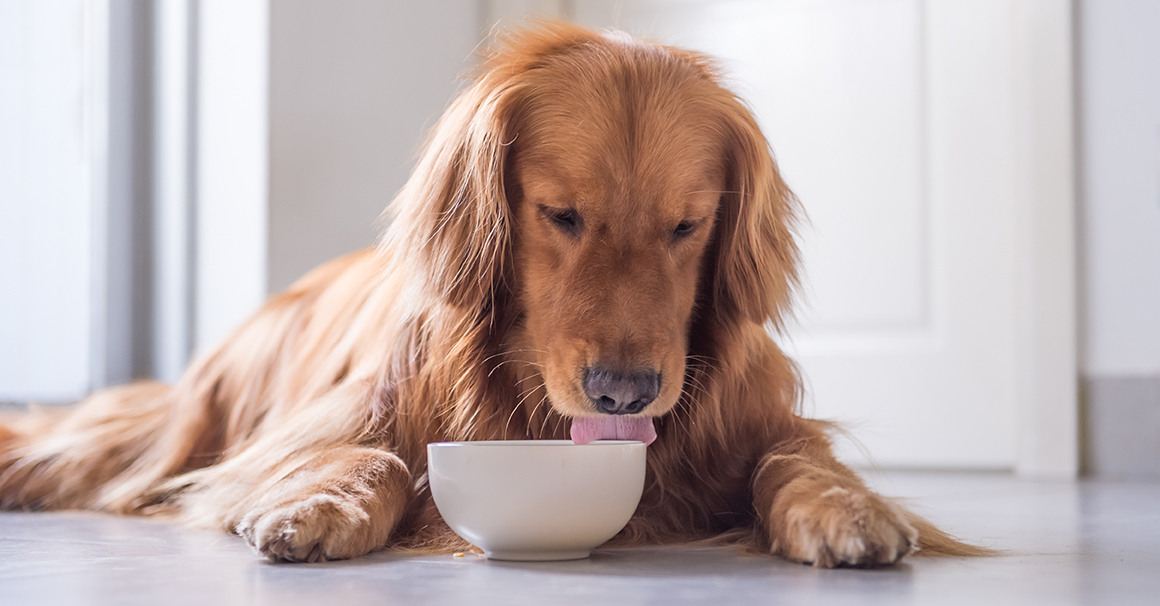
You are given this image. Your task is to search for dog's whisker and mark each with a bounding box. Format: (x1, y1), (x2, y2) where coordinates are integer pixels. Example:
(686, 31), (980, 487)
(684, 189), (742, 196)
(550, 412), (567, 439)
(513, 374), (544, 387)
(505, 379), (546, 439)
(528, 393), (551, 438)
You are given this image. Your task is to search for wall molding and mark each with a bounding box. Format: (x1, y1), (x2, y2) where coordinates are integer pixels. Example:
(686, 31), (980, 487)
(1083, 375), (1160, 479)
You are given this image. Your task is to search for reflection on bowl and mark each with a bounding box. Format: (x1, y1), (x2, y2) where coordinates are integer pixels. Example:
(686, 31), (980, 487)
(427, 440), (646, 561)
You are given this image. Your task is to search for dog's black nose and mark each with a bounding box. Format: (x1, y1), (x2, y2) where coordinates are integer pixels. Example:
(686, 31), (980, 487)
(583, 367), (660, 415)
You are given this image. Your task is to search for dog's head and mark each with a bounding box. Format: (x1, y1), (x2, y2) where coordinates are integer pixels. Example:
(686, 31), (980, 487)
(393, 23), (798, 439)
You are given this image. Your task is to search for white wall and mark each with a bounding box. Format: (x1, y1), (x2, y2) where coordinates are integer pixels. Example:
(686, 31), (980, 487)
(1080, 0), (1160, 378)
(266, 0), (482, 293)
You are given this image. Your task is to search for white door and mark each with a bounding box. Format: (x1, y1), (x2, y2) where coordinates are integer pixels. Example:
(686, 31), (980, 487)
(0, 0), (96, 403)
(573, 0), (1077, 475)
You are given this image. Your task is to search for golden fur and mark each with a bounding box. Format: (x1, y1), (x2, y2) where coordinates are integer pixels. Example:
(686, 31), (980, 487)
(0, 23), (987, 566)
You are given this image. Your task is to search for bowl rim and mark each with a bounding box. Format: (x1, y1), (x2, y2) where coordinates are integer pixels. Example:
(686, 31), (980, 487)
(427, 439), (644, 448)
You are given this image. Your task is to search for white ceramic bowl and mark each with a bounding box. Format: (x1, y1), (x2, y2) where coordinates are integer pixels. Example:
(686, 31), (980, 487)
(427, 440), (646, 561)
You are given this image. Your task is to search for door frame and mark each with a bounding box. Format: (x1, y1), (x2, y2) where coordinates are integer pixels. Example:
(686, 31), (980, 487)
(1010, 0), (1077, 478)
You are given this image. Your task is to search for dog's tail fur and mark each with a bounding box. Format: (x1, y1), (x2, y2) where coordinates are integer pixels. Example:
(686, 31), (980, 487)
(0, 381), (184, 512)
(907, 510), (998, 557)
(0, 250), (387, 517)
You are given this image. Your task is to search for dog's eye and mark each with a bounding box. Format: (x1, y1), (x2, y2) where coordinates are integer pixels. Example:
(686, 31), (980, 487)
(673, 220), (696, 239)
(538, 205), (582, 236)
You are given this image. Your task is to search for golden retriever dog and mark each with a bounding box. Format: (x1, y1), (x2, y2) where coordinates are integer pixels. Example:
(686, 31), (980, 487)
(0, 23), (983, 567)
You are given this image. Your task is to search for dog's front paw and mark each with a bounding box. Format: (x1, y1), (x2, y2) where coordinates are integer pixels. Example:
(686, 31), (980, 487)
(769, 478), (917, 568)
(236, 494), (372, 563)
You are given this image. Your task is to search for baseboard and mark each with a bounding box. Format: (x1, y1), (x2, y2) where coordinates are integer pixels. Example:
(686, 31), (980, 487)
(1083, 375), (1160, 480)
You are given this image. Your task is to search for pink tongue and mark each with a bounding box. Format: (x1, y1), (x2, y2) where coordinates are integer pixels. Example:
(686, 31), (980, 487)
(570, 416), (657, 445)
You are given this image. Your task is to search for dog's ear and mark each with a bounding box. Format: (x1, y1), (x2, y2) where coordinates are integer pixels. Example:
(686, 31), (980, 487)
(388, 74), (523, 310)
(709, 99), (801, 329)
(388, 22), (600, 311)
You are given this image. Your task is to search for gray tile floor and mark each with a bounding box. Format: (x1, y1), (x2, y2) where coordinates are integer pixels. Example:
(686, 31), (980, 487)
(1, 471), (1157, 605)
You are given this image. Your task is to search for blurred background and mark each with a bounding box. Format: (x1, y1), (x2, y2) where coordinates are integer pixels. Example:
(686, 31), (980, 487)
(1, 0), (1156, 480)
